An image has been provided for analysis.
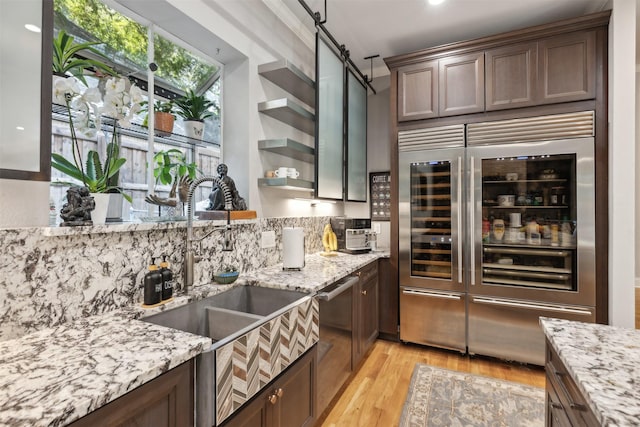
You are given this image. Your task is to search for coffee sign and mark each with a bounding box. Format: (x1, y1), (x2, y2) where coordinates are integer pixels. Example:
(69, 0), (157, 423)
(370, 171), (391, 221)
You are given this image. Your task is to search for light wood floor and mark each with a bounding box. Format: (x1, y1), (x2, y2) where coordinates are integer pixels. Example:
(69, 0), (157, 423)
(319, 340), (545, 427)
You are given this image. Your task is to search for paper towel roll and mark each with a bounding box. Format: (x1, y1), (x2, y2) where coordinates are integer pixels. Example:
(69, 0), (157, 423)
(282, 227), (305, 270)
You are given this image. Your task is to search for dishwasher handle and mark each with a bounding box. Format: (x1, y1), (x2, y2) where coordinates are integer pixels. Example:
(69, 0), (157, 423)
(316, 276), (359, 301)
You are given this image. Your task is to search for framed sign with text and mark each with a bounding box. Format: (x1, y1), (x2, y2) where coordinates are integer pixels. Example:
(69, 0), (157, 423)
(369, 171), (391, 221)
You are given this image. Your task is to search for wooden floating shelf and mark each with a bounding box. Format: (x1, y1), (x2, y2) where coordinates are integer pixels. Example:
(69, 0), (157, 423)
(195, 210), (257, 220)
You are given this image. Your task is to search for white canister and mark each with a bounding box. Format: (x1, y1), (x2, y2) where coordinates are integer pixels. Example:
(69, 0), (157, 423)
(509, 212), (521, 227)
(282, 227), (305, 270)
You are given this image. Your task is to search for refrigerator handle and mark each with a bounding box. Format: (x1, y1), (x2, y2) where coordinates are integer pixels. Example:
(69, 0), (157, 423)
(469, 156), (476, 286)
(403, 289), (461, 301)
(471, 297), (593, 316)
(457, 157), (463, 285)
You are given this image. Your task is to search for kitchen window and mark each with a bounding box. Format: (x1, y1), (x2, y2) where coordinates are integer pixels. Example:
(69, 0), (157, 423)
(50, 0), (223, 217)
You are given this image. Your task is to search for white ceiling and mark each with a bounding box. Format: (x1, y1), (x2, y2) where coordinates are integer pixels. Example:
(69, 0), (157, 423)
(281, 0), (611, 78)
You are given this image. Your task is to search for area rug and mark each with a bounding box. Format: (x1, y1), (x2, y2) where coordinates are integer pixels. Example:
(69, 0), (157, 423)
(399, 364), (545, 427)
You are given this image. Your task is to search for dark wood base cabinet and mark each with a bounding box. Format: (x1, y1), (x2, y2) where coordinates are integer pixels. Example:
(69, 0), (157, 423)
(545, 339), (598, 426)
(222, 345), (317, 427)
(354, 261), (379, 366)
(69, 360), (194, 427)
(377, 258), (399, 341)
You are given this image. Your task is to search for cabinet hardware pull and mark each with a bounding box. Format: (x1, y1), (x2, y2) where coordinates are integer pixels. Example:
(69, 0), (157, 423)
(268, 394), (278, 405)
(554, 370), (587, 412)
(276, 388), (284, 398)
(362, 290), (367, 296)
(551, 402), (563, 410)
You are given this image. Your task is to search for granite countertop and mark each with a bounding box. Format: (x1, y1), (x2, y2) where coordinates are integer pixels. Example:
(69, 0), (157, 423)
(540, 317), (640, 426)
(0, 251), (385, 426)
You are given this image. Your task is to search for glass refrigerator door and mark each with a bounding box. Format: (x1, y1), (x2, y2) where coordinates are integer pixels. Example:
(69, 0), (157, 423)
(469, 138), (595, 306)
(399, 149), (462, 291)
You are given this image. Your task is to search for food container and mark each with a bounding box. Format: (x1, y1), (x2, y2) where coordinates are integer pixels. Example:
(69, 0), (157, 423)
(505, 173), (518, 181)
(497, 195), (515, 207)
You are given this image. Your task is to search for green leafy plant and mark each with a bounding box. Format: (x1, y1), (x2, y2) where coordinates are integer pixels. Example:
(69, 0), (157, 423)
(141, 99), (175, 117)
(52, 30), (115, 85)
(153, 149), (198, 186)
(51, 143), (131, 202)
(173, 89), (214, 121)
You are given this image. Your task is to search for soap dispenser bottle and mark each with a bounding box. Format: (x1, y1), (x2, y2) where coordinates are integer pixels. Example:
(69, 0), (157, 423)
(143, 259), (163, 305)
(159, 255), (174, 301)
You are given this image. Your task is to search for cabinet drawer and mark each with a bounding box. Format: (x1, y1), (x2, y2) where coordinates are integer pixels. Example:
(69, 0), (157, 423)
(358, 261), (378, 284)
(546, 342), (599, 426)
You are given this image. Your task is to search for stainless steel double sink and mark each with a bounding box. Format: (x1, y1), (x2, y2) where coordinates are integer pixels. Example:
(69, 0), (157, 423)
(143, 285), (308, 344)
(141, 284), (313, 426)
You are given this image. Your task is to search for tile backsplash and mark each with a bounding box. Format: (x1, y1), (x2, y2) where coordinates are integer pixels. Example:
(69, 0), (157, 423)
(0, 216), (330, 342)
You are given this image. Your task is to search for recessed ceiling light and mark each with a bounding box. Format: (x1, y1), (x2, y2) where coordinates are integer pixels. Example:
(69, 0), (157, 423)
(16, 126), (25, 131)
(428, 0), (445, 5)
(24, 24), (41, 33)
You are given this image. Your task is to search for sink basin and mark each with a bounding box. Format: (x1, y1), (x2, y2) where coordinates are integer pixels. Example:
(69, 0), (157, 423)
(142, 285), (308, 342)
(141, 284), (317, 427)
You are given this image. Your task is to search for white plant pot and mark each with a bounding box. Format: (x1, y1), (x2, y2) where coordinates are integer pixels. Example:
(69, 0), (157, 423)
(90, 193), (110, 225)
(184, 120), (205, 140)
(106, 193), (123, 222)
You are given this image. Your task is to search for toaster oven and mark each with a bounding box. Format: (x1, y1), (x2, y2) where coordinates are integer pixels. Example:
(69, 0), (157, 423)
(330, 217), (371, 254)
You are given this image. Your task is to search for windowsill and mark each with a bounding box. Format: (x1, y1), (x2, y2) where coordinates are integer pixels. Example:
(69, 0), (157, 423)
(40, 218), (257, 236)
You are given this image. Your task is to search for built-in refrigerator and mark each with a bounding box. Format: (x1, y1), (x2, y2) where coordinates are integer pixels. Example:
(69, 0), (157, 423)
(398, 111), (596, 365)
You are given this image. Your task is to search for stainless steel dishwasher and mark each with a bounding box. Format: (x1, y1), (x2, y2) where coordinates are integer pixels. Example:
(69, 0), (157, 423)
(316, 275), (359, 416)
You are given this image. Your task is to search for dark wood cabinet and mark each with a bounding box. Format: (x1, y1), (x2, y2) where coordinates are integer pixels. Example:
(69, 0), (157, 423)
(397, 60), (439, 121)
(438, 52), (485, 116)
(538, 30), (596, 104)
(69, 360), (194, 427)
(377, 258), (399, 341)
(223, 346), (317, 427)
(353, 261), (379, 367)
(486, 42), (537, 110)
(545, 339), (598, 427)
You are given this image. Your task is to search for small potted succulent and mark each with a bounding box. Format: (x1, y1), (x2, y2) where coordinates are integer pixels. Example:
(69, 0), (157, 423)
(141, 100), (175, 137)
(213, 264), (239, 284)
(173, 89), (214, 140)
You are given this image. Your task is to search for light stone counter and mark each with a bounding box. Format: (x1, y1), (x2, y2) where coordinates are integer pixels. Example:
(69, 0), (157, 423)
(0, 251), (386, 426)
(540, 317), (640, 426)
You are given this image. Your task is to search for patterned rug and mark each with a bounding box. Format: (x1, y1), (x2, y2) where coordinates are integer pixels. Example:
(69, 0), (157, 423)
(399, 364), (545, 427)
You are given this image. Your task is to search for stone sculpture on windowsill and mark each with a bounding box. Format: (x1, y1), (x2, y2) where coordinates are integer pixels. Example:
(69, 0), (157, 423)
(60, 186), (95, 226)
(207, 163), (247, 211)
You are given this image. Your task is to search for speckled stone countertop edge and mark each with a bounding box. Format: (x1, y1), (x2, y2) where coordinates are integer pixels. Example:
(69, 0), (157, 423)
(0, 251), (387, 426)
(540, 317), (640, 426)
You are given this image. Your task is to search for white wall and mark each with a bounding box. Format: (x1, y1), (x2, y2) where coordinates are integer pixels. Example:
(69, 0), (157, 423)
(610, 0), (637, 327)
(0, 179), (49, 227)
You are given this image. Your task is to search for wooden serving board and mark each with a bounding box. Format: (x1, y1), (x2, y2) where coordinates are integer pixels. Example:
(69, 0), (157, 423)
(195, 210), (257, 220)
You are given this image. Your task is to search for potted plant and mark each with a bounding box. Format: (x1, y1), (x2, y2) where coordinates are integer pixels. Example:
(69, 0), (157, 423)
(52, 30), (115, 85)
(173, 89), (214, 140)
(141, 100), (175, 137)
(51, 76), (142, 224)
(144, 149), (199, 209)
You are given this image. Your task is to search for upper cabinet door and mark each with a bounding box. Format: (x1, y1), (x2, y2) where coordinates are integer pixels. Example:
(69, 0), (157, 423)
(438, 52), (484, 117)
(397, 60), (438, 122)
(486, 42), (537, 111)
(315, 35), (345, 200)
(538, 30), (596, 104)
(346, 70), (368, 202)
